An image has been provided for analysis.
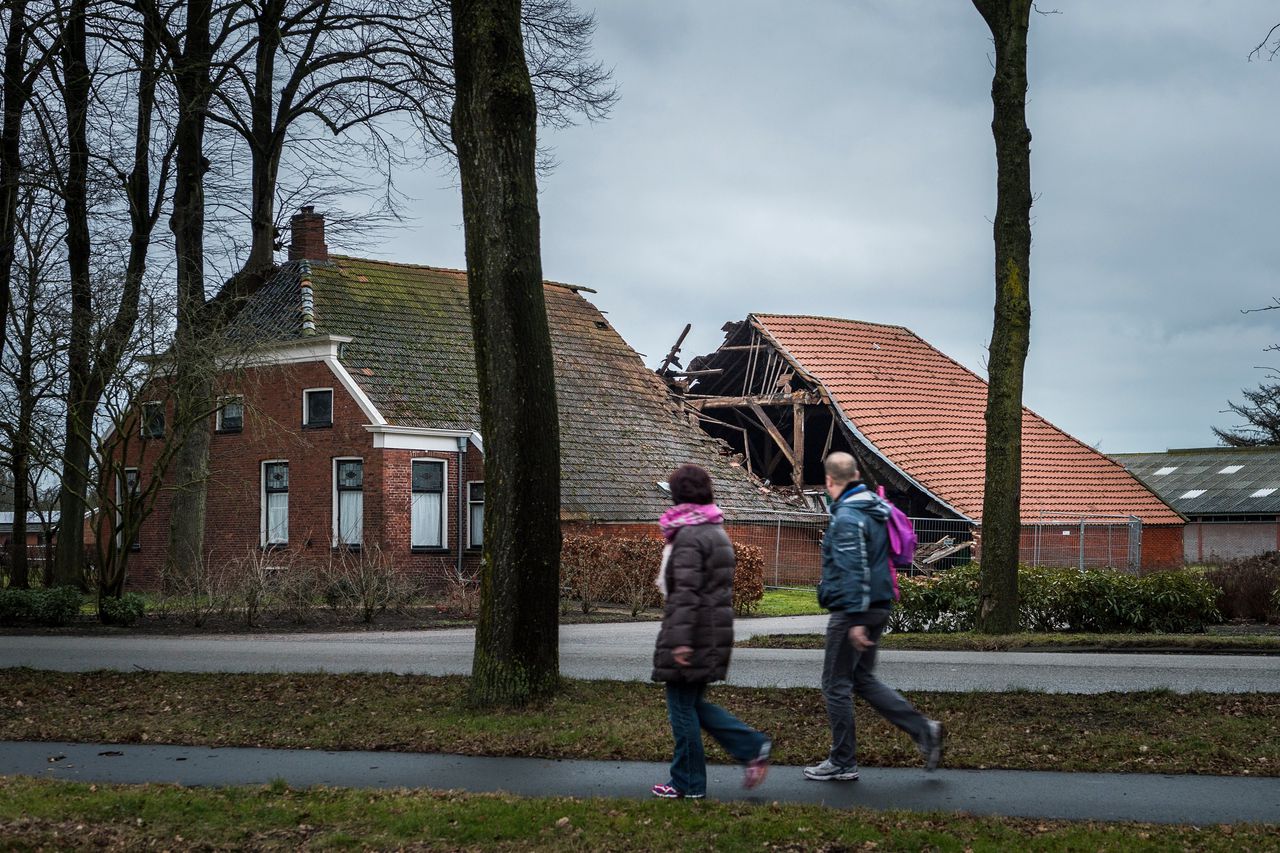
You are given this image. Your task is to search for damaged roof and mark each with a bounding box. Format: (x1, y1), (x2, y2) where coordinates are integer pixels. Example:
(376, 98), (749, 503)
(1111, 446), (1280, 517)
(740, 313), (1183, 525)
(232, 258), (799, 522)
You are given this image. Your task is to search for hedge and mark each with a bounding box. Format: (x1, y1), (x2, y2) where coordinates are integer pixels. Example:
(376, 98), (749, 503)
(889, 564), (1220, 634)
(561, 533), (765, 616)
(0, 586), (83, 626)
(1205, 554), (1280, 623)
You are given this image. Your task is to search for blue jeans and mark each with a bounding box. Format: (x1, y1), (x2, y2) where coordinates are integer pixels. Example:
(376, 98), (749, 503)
(665, 682), (767, 796)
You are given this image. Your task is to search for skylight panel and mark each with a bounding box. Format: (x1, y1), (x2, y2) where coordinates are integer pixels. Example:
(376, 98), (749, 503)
(1179, 490), (1206, 499)
(1219, 465), (1243, 474)
(1251, 488), (1276, 498)
(1153, 466), (1177, 476)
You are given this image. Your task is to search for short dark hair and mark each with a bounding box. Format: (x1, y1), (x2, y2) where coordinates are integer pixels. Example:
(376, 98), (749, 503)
(669, 463), (714, 505)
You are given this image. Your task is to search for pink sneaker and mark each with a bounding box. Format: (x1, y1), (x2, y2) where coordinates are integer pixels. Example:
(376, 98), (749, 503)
(743, 738), (772, 790)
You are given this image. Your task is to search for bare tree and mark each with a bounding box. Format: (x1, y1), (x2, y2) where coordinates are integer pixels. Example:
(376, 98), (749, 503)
(452, 0), (560, 707)
(971, 0), (1033, 634)
(162, 0), (612, 588)
(1215, 376), (1280, 447)
(46, 0), (174, 587)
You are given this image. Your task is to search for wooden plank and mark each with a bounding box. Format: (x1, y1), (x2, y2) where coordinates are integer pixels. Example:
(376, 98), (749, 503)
(747, 401), (796, 468)
(687, 391), (821, 409)
(792, 402), (805, 489)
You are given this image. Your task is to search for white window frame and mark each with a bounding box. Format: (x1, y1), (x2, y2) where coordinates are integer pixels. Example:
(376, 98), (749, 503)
(410, 457), (448, 550)
(216, 395), (245, 433)
(332, 456), (364, 548)
(467, 480), (484, 549)
(261, 460), (289, 547)
(140, 401), (165, 438)
(302, 387), (334, 428)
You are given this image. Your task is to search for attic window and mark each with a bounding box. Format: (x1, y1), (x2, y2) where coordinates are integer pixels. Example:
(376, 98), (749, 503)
(1153, 467), (1177, 476)
(1179, 490), (1206, 500)
(1219, 465), (1243, 474)
(594, 320), (609, 330)
(1251, 488), (1276, 498)
(303, 388), (333, 428)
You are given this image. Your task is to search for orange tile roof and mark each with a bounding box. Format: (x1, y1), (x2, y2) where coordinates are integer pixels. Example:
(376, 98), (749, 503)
(751, 314), (1183, 525)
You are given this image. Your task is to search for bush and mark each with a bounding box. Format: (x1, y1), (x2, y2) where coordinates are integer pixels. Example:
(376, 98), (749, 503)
(0, 586), (83, 626)
(99, 592), (147, 627)
(1206, 555), (1280, 623)
(560, 533), (766, 617)
(890, 564), (1219, 634)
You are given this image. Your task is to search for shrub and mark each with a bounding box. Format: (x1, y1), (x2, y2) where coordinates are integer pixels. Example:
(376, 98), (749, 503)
(322, 547), (399, 624)
(560, 533), (765, 617)
(889, 564), (1219, 634)
(733, 543), (765, 616)
(99, 592), (147, 627)
(1206, 555), (1280, 623)
(0, 587), (83, 626)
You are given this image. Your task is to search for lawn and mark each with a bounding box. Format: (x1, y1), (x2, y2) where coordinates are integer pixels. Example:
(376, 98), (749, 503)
(3, 670), (1277, 777)
(738, 632), (1280, 653)
(1, 777), (1274, 851)
(753, 587), (824, 617)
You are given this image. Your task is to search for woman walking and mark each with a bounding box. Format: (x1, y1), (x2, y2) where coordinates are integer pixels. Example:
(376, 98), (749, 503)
(651, 463), (771, 799)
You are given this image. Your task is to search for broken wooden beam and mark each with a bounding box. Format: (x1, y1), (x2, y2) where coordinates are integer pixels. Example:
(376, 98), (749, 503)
(747, 401), (797, 469)
(686, 391), (821, 409)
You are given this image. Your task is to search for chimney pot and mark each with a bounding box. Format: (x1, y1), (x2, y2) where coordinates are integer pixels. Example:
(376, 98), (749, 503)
(289, 207), (328, 261)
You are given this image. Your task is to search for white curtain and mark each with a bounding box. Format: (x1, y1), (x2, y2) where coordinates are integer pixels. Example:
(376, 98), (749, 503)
(339, 490), (363, 545)
(469, 503), (483, 547)
(267, 493), (289, 543)
(412, 492), (443, 547)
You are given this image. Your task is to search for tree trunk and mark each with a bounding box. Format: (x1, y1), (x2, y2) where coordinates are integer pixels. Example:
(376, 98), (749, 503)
(52, 0), (92, 590)
(0, 0), (30, 366)
(972, 0), (1033, 634)
(451, 0), (561, 707)
(7, 253), (40, 589)
(164, 0), (215, 587)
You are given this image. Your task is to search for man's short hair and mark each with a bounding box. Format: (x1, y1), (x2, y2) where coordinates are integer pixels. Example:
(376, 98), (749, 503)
(824, 452), (859, 485)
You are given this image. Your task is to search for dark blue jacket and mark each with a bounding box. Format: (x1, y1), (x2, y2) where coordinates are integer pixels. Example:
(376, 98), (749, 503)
(817, 484), (894, 613)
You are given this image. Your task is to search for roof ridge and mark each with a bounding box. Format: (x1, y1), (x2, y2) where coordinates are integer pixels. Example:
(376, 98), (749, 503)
(326, 254), (590, 292)
(751, 312), (912, 332)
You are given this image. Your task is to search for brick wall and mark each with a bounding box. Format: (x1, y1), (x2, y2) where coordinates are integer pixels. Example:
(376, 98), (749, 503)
(109, 360), (486, 591)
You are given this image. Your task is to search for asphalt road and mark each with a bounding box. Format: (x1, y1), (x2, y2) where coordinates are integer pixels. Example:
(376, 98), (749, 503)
(3, 617), (1277, 693)
(5, 740), (1278, 825)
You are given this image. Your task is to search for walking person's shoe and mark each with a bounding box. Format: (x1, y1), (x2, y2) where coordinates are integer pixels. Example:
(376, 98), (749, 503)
(802, 759), (859, 781)
(651, 783), (704, 799)
(917, 719), (946, 772)
(743, 737), (772, 790)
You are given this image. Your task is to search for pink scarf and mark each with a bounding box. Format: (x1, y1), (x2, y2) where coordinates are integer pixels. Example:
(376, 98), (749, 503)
(656, 503), (724, 598)
(659, 502), (725, 541)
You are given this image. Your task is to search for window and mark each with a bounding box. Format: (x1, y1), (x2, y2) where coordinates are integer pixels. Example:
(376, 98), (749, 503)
(303, 388), (333, 428)
(411, 460), (445, 549)
(468, 481), (484, 548)
(141, 402), (165, 438)
(216, 396), (244, 433)
(117, 468), (141, 550)
(262, 461), (289, 546)
(335, 459), (363, 546)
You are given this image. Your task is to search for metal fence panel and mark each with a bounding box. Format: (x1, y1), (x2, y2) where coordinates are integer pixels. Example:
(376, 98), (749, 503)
(1025, 513), (1142, 573)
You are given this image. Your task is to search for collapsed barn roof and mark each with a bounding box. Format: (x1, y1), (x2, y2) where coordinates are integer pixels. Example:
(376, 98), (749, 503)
(681, 313), (1182, 526)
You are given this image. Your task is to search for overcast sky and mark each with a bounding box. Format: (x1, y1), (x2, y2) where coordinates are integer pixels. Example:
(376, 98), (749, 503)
(373, 1), (1280, 454)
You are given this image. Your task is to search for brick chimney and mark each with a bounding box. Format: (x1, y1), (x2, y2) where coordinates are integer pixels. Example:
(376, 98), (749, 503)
(288, 206), (328, 261)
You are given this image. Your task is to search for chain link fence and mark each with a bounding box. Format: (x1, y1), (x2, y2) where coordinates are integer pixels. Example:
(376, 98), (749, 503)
(728, 509), (1148, 586)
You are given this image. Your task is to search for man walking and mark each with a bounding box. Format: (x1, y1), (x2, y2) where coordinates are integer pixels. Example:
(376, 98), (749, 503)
(805, 452), (945, 782)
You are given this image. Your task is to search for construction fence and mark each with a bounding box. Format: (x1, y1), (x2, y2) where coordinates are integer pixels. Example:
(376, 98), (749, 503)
(728, 510), (1144, 588)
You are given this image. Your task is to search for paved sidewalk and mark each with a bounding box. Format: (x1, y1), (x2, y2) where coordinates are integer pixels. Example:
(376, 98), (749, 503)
(3, 740), (1278, 825)
(3, 617), (1278, 692)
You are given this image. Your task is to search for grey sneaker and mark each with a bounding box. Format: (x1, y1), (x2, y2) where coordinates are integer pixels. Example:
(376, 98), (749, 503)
(802, 759), (859, 781)
(918, 720), (945, 772)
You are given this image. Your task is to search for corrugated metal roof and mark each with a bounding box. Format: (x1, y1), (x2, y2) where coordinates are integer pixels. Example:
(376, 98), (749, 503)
(229, 258), (800, 522)
(748, 314), (1183, 525)
(1111, 447), (1280, 516)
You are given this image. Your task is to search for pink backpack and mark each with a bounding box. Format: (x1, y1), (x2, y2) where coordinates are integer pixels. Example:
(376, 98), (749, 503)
(876, 487), (917, 601)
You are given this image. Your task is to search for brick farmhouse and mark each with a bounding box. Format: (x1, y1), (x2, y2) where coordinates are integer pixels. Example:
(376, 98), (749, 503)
(107, 211), (795, 590)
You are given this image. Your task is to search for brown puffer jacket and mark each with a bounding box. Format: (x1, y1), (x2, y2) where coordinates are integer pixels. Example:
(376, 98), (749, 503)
(651, 523), (736, 683)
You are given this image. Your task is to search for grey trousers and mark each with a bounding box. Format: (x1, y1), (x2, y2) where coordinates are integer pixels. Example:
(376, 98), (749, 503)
(821, 608), (929, 767)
